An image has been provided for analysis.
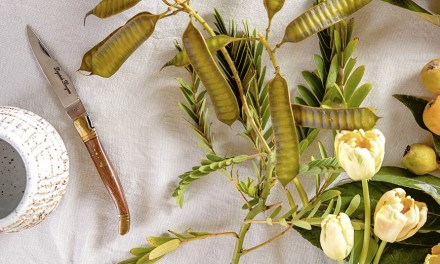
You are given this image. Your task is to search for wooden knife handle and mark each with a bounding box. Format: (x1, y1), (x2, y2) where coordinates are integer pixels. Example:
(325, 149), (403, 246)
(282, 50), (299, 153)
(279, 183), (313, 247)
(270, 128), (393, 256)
(74, 115), (130, 235)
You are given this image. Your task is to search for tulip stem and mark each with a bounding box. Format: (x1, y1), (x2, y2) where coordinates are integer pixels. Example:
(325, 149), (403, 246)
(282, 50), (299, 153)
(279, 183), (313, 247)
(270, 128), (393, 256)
(338, 260), (344, 264)
(359, 179), (371, 264)
(373, 240), (387, 264)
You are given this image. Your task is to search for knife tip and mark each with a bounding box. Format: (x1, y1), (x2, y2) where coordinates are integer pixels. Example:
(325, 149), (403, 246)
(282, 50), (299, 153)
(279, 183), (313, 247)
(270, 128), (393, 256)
(25, 25), (35, 37)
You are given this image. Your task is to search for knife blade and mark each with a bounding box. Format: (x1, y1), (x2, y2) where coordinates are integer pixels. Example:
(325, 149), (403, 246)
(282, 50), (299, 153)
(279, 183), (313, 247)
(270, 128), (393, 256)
(26, 25), (130, 235)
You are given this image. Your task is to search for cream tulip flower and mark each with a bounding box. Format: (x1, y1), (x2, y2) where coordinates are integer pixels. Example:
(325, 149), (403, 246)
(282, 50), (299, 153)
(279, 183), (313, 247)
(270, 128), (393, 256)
(374, 188), (428, 243)
(425, 243), (440, 264)
(334, 129), (385, 181)
(320, 213), (354, 261)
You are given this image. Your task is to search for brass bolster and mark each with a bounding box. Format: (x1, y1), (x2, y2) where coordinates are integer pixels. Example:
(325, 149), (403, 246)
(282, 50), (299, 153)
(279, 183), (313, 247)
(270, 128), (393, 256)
(119, 214), (130, 235)
(73, 115), (97, 142)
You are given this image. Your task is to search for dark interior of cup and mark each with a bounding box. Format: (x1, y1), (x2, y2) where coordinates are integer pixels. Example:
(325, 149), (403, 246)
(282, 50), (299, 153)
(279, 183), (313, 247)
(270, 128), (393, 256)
(0, 139), (26, 219)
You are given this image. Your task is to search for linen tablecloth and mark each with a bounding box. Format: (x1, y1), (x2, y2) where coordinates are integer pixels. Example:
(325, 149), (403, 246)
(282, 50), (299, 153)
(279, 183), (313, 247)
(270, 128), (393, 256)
(1, 1), (439, 263)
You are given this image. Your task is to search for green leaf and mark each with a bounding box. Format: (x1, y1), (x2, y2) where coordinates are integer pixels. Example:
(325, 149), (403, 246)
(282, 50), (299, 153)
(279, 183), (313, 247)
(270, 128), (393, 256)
(178, 103), (198, 124)
(334, 195), (342, 215)
(187, 231), (211, 237)
(118, 256), (141, 264)
(381, 0), (440, 26)
(344, 194), (361, 216)
(343, 38), (358, 66)
(372, 166), (440, 205)
(380, 232), (440, 264)
(136, 254), (160, 264)
(173, 155), (250, 207)
(147, 236), (176, 247)
(313, 54), (325, 82)
(299, 157), (343, 176)
(326, 56), (339, 89)
(279, 218), (288, 227)
(393, 94), (440, 157)
(346, 18), (354, 46)
(344, 65), (365, 101)
(349, 230), (378, 264)
(344, 57), (357, 79)
(130, 247), (154, 256)
(298, 129), (319, 155)
(282, 206), (298, 219)
(297, 85), (320, 107)
(293, 226), (321, 249)
(292, 220), (312, 230)
(347, 82), (372, 107)
(302, 71), (324, 100)
(307, 200), (322, 219)
(149, 239), (181, 260)
(167, 230), (194, 239)
(393, 94), (428, 129)
(434, 135), (440, 158)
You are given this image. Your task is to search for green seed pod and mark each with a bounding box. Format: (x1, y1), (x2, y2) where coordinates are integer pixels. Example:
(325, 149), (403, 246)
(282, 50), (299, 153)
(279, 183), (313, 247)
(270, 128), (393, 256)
(281, 0), (372, 43)
(182, 20), (239, 126)
(269, 73), (299, 187)
(85, 0), (142, 24)
(79, 26), (122, 73)
(90, 12), (160, 77)
(162, 35), (242, 69)
(263, 0), (286, 20)
(291, 104), (379, 130)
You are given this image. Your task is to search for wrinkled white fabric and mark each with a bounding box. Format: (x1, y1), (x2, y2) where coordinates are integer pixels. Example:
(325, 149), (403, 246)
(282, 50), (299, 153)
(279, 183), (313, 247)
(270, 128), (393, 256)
(0, 1), (439, 263)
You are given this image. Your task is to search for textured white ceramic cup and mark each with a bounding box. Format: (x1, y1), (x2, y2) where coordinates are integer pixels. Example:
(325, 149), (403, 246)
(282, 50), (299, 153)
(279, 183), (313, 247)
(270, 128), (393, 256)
(0, 106), (69, 232)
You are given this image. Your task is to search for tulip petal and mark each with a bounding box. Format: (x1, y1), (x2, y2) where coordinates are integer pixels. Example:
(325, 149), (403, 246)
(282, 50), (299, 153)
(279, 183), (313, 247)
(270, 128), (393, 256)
(320, 213), (354, 260)
(374, 205), (407, 242)
(374, 188), (428, 243)
(334, 129), (385, 181)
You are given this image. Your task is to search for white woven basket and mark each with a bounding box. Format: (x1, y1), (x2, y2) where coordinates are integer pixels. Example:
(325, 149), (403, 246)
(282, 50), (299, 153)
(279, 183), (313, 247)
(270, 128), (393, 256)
(0, 106), (69, 232)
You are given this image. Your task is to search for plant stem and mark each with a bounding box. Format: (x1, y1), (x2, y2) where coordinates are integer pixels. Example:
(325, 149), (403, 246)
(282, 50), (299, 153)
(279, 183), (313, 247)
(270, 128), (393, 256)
(258, 34), (281, 75)
(241, 226), (291, 255)
(359, 179), (371, 264)
(265, 19), (272, 40)
(373, 240), (387, 264)
(180, 1), (272, 154)
(180, 231), (239, 245)
(293, 178), (309, 207)
(231, 157), (275, 264)
(266, 202), (282, 210)
(231, 202), (266, 264)
(228, 173), (250, 208)
(338, 260), (344, 264)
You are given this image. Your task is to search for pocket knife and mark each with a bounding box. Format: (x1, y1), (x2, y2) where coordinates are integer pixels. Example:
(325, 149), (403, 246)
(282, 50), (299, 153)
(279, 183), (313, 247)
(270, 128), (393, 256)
(26, 26), (130, 235)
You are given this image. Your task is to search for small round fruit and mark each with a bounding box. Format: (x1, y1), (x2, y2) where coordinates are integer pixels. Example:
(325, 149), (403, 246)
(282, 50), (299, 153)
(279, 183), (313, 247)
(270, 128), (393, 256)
(423, 95), (440, 136)
(421, 59), (440, 94)
(402, 143), (438, 175)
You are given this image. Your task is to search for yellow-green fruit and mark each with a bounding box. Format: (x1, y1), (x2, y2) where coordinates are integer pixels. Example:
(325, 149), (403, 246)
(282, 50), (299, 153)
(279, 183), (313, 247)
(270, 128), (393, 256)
(421, 59), (440, 94)
(423, 95), (440, 136)
(402, 144), (438, 175)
